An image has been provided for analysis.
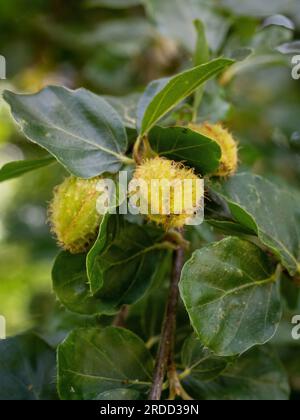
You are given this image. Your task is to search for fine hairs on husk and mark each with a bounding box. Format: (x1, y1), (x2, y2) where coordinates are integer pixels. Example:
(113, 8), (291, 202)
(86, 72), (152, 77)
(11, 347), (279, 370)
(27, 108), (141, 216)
(49, 176), (103, 254)
(133, 156), (203, 230)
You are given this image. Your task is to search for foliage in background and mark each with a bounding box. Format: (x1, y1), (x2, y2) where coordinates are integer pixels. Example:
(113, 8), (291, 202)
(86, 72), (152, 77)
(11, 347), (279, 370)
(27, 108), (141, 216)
(0, 0), (300, 401)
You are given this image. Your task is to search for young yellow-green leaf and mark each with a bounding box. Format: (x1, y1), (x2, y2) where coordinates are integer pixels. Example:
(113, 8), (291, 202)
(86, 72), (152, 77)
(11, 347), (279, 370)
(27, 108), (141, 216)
(148, 125), (221, 175)
(0, 156), (55, 182)
(57, 327), (153, 400)
(181, 346), (290, 400)
(0, 334), (57, 400)
(139, 58), (234, 135)
(215, 173), (300, 276)
(3, 86), (129, 178)
(180, 237), (282, 356)
(87, 214), (166, 304)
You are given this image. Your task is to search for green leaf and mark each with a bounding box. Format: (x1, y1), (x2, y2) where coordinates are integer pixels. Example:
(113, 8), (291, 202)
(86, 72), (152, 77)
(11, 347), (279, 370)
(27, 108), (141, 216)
(194, 20), (210, 67)
(182, 346), (290, 400)
(181, 335), (229, 382)
(145, 0), (230, 52)
(3, 86), (129, 178)
(193, 20), (210, 116)
(57, 327), (153, 400)
(0, 333), (57, 400)
(136, 77), (169, 132)
(87, 214), (166, 306)
(216, 173), (300, 276)
(180, 237), (282, 356)
(0, 156), (55, 182)
(52, 252), (116, 316)
(148, 125), (221, 175)
(220, 0), (298, 18)
(263, 15), (295, 31)
(97, 389), (141, 400)
(104, 93), (140, 129)
(139, 58), (234, 135)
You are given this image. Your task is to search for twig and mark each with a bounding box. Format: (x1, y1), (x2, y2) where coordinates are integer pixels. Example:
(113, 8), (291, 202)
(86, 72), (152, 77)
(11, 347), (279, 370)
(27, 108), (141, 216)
(113, 305), (129, 328)
(148, 232), (185, 400)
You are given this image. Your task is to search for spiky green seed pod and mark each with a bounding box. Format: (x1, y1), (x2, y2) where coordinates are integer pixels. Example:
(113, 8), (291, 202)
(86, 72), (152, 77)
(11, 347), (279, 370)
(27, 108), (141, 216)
(133, 157), (203, 230)
(49, 176), (102, 254)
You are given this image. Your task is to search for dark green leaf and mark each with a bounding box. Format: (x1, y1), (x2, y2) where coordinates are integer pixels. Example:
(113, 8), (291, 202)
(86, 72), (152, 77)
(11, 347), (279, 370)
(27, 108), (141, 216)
(87, 214), (166, 307)
(220, 0), (298, 18)
(281, 274), (300, 311)
(182, 346), (290, 400)
(139, 58), (234, 135)
(180, 237), (282, 356)
(216, 173), (300, 276)
(277, 41), (300, 54)
(3, 86), (129, 178)
(57, 327), (153, 400)
(52, 252), (116, 316)
(104, 93), (140, 129)
(181, 335), (229, 382)
(149, 125), (221, 175)
(0, 333), (57, 400)
(197, 81), (231, 123)
(0, 156), (55, 182)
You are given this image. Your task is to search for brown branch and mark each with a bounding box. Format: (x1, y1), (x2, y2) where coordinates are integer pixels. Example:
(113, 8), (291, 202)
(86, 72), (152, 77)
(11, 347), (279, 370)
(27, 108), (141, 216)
(148, 234), (185, 400)
(113, 305), (129, 328)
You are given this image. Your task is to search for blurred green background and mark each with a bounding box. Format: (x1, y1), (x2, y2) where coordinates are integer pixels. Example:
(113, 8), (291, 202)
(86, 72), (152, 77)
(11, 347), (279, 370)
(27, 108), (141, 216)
(0, 0), (300, 394)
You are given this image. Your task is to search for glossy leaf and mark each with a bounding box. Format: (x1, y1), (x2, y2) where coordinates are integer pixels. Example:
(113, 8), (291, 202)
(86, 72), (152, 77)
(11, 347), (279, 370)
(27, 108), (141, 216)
(139, 58), (233, 135)
(181, 335), (229, 382)
(148, 125), (221, 175)
(180, 237), (282, 356)
(57, 327), (153, 400)
(136, 77), (169, 132)
(86, 0), (141, 8)
(3, 86), (128, 178)
(0, 333), (57, 400)
(220, 0), (298, 17)
(0, 156), (55, 182)
(182, 346), (290, 400)
(217, 173), (300, 276)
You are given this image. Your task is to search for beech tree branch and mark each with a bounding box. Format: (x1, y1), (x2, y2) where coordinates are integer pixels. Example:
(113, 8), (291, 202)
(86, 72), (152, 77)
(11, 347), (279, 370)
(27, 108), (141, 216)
(148, 233), (185, 400)
(113, 305), (129, 328)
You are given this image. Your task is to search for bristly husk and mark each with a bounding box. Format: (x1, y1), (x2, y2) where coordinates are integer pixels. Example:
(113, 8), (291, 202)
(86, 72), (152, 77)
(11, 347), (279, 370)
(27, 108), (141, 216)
(49, 176), (102, 254)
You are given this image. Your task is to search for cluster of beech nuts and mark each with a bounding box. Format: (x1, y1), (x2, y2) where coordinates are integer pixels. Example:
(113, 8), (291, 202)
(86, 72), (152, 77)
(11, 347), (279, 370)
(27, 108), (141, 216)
(49, 123), (238, 253)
